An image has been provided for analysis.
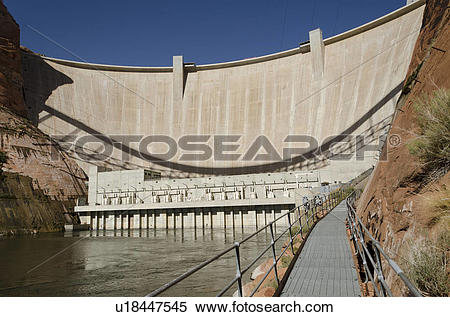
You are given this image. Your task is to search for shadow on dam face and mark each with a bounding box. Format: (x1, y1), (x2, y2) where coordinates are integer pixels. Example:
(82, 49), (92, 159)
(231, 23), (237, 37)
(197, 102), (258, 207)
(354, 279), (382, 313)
(29, 72), (402, 176)
(22, 53), (74, 127)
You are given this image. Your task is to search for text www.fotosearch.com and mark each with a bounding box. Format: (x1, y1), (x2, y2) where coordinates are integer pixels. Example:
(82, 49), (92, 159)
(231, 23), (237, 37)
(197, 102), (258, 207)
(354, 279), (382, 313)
(115, 300), (334, 313)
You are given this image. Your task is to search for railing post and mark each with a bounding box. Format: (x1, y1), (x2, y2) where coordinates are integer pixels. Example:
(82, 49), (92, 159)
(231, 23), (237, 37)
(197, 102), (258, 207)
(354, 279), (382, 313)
(234, 242), (243, 297)
(287, 213), (295, 255)
(374, 248), (390, 297)
(329, 193), (332, 209)
(306, 206), (311, 228)
(356, 221), (375, 290)
(329, 193), (333, 208)
(269, 223), (280, 285)
(298, 207), (304, 239)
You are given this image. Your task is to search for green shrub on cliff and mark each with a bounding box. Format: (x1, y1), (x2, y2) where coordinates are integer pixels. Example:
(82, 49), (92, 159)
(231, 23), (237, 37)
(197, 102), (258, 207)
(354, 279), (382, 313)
(404, 229), (449, 297)
(408, 89), (450, 175)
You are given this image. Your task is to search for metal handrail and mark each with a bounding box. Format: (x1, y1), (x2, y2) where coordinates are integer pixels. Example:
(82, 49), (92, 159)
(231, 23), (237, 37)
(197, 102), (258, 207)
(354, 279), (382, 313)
(346, 191), (423, 297)
(146, 189), (346, 297)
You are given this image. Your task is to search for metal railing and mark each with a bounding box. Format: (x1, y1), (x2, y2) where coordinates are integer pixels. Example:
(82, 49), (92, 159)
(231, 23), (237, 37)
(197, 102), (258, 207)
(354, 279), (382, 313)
(146, 188), (346, 297)
(346, 191), (423, 297)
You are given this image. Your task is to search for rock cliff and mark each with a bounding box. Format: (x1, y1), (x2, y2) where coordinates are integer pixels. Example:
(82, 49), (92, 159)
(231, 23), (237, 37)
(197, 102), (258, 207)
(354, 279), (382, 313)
(0, 1), (87, 234)
(357, 0), (449, 296)
(0, 0), (27, 117)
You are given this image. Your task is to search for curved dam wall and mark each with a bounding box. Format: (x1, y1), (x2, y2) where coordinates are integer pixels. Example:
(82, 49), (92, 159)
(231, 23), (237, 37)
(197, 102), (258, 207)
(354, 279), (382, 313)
(22, 1), (425, 180)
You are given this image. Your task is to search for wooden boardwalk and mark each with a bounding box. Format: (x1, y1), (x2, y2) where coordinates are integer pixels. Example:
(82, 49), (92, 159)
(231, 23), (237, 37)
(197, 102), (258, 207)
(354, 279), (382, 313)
(280, 200), (361, 297)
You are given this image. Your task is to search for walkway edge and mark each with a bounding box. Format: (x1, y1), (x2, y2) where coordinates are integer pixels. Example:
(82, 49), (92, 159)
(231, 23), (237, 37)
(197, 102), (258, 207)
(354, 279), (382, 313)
(273, 199), (345, 297)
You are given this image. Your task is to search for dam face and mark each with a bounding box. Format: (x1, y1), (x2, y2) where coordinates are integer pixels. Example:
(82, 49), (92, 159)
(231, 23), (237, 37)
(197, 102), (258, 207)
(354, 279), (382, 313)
(22, 2), (425, 181)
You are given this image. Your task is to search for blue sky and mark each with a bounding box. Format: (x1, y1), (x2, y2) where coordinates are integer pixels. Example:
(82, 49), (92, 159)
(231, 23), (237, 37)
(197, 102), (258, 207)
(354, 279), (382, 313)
(6, 0), (407, 66)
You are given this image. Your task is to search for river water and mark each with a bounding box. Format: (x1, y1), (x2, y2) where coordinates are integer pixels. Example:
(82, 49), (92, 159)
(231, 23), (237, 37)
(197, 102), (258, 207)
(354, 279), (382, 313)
(0, 227), (284, 296)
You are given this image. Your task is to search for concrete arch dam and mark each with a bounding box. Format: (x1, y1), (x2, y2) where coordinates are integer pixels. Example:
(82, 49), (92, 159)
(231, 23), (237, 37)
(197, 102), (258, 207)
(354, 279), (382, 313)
(22, 1), (425, 181)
